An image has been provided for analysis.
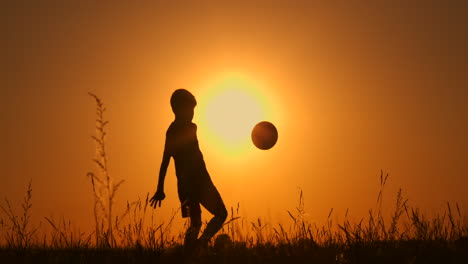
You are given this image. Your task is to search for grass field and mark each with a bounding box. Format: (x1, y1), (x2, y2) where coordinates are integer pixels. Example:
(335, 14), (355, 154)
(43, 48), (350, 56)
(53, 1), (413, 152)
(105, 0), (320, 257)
(1, 177), (467, 263)
(1, 95), (467, 263)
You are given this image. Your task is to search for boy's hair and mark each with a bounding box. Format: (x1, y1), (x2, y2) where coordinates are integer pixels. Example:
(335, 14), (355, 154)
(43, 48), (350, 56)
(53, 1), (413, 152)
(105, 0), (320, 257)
(171, 89), (197, 115)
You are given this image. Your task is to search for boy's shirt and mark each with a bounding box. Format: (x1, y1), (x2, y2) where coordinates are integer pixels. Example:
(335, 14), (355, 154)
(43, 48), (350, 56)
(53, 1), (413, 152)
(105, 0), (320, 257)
(165, 121), (211, 201)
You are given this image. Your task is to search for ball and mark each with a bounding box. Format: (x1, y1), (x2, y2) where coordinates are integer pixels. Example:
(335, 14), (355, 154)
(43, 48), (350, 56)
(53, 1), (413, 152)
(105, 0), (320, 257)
(251, 121), (278, 150)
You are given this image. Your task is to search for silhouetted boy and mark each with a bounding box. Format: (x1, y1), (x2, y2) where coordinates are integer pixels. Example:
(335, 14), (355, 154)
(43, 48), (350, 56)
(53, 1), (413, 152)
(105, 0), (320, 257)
(150, 89), (228, 249)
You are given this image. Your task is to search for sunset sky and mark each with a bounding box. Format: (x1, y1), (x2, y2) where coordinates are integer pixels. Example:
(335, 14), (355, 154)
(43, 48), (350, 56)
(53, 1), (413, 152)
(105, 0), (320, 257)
(3, 1), (467, 230)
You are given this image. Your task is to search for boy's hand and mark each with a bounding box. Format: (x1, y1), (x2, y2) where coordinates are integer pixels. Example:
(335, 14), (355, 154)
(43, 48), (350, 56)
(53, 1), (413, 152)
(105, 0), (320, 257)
(150, 190), (166, 208)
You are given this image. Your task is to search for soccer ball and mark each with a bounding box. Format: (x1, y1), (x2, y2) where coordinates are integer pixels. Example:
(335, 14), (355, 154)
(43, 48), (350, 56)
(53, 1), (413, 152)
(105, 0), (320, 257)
(251, 121), (278, 150)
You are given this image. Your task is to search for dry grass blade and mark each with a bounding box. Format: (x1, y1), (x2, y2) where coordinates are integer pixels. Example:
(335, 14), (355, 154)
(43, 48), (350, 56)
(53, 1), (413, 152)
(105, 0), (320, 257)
(87, 92), (124, 247)
(0, 180), (38, 248)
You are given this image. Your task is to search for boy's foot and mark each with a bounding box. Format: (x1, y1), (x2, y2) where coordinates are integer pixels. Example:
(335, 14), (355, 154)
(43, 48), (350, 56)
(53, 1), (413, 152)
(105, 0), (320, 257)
(183, 239), (208, 257)
(183, 239), (198, 257)
(184, 238), (212, 258)
(197, 238), (210, 256)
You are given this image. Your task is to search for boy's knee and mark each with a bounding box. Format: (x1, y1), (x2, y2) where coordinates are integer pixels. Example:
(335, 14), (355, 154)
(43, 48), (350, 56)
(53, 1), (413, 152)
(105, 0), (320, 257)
(190, 217), (202, 228)
(217, 207), (228, 223)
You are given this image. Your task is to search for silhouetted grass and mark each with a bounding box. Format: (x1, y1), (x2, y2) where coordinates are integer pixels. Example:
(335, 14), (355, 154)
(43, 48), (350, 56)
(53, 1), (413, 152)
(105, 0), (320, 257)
(1, 95), (467, 263)
(0, 180), (38, 248)
(87, 92), (125, 247)
(1, 175), (468, 263)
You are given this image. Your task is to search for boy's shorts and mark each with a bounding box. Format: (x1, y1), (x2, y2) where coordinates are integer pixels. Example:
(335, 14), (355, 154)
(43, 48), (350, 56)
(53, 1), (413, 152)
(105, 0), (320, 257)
(181, 182), (225, 219)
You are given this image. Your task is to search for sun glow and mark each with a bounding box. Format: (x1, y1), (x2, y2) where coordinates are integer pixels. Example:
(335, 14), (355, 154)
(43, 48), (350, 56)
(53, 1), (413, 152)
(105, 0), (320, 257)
(196, 75), (273, 156)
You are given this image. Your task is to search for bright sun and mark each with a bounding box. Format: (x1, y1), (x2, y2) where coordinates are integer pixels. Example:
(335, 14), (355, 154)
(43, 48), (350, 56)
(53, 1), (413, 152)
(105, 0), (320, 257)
(205, 88), (263, 143)
(196, 75), (272, 156)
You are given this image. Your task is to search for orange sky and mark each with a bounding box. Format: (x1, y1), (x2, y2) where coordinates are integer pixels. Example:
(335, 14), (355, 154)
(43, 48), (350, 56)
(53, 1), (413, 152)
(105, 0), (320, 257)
(2, 1), (468, 231)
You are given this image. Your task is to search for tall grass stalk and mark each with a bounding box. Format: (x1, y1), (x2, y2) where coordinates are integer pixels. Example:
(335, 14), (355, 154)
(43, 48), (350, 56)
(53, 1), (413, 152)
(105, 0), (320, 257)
(87, 92), (124, 247)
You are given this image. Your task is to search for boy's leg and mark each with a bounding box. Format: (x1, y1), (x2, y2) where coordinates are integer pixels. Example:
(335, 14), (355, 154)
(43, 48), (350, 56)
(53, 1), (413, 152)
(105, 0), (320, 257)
(184, 201), (202, 247)
(199, 184), (228, 243)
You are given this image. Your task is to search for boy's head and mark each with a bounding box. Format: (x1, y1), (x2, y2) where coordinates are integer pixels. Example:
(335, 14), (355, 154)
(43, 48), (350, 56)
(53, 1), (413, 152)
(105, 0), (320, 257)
(171, 89), (197, 121)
